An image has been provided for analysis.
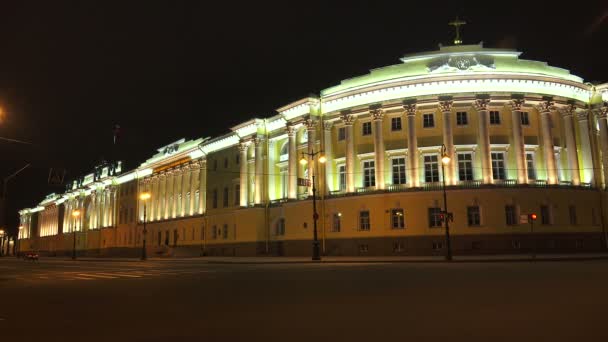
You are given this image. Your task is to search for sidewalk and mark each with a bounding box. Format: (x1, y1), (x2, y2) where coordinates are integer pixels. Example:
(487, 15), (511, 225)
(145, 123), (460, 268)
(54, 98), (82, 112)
(20, 253), (608, 264)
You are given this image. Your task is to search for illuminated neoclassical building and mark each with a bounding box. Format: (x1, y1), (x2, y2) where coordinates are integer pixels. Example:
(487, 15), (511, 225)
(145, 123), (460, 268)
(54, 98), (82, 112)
(18, 42), (608, 257)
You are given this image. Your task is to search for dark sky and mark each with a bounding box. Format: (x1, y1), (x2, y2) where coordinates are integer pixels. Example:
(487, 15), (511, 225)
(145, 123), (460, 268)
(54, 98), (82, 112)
(1, 0), (607, 234)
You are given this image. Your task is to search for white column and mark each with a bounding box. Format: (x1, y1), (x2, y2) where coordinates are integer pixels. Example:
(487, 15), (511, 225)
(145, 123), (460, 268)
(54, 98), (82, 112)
(577, 110), (595, 185)
(341, 112), (356, 193)
(597, 106), (608, 189)
(537, 100), (558, 184)
(267, 140), (276, 201)
(189, 163), (199, 215)
(181, 166), (189, 216)
(561, 105), (581, 185)
(510, 99), (528, 184)
(323, 121), (333, 193)
(439, 99), (455, 185)
(199, 161), (206, 214)
(371, 108), (385, 189)
(173, 169), (181, 218)
(254, 136), (264, 204)
(239, 141), (250, 206)
(306, 119), (317, 196)
(166, 171), (173, 219)
(287, 125), (297, 199)
(474, 98), (492, 184)
(404, 103), (418, 187)
(160, 173), (167, 220)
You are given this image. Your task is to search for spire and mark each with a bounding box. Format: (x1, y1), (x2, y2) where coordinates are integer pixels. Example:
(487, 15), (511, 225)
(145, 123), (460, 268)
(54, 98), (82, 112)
(448, 16), (466, 45)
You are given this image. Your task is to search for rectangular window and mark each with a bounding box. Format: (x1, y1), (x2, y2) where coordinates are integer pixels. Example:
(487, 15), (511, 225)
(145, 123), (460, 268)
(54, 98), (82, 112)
(526, 153), (536, 180)
(391, 209), (405, 229)
(224, 158), (228, 169)
(234, 185), (240, 206)
(391, 117), (402, 131)
(520, 112), (530, 125)
(489, 111), (501, 125)
(359, 211), (370, 231)
(332, 213), (341, 232)
(362, 122), (372, 136)
(428, 207), (442, 227)
(223, 187), (229, 207)
(491, 152), (506, 180)
(338, 127), (346, 141)
(458, 153), (473, 181)
(423, 113), (434, 128)
(236, 154), (240, 165)
(569, 205), (577, 225)
(541, 205), (551, 225)
(456, 111), (468, 125)
(392, 158), (407, 185)
(338, 165), (346, 191)
(222, 224), (228, 239)
(276, 218), (285, 235)
(505, 205), (517, 225)
(424, 155), (439, 183)
(432, 242), (443, 250)
(212, 225), (217, 240)
(467, 206), (481, 226)
(212, 189), (218, 208)
(363, 160), (375, 188)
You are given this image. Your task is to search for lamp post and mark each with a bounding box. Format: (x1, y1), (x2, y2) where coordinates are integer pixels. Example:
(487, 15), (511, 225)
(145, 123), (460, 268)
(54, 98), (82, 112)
(0, 229), (5, 257)
(440, 144), (453, 261)
(16, 225), (23, 257)
(139, 192), (151, 261)
(71, 210), (80, 260)
(300, 150), (326, 261)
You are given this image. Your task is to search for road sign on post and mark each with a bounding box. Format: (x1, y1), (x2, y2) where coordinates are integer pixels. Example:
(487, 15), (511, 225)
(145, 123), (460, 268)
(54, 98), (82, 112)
(297, 178), (311, 187)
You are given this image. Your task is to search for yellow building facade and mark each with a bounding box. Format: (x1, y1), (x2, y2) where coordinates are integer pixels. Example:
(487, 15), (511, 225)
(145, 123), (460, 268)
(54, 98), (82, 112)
(18, 43), (608, 257)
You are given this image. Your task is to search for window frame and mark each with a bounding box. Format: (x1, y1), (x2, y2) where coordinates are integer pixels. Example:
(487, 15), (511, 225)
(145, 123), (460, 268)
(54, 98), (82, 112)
(457, 152), (474, 181)
(424, 154), (440, 183)
(467, 206), (481, 226)
(423, 113), (435, 128)
(520, 112), (530, 126)
(338, 127), (346, 141)
(362, 160), (376, 188)
(362, 121), (372, 136)
(428, 207), (442, 228)
(456, 111), (468, 126)
(391, 117), (402, 131)
(332, 213), (341, 232)
(391, 157), (407, 185)
(505, 205), (517, 226)
(391, 208), (405, 229)
(491, 152), (506, 180)
(338, 164), (346, 191)
(489, 110), (501, 125)
(526, 152), (536, 180)
(359, 210), (371, 231)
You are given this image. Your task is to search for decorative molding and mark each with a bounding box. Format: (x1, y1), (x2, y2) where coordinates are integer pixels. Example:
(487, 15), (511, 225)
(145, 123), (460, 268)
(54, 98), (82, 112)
(536, 100), (555, 114)
(598, 106), (608, 120)
(323, 121), (333, 130)
(576, 111), (589, 122)
(340, 112), (356, 126)
(305, 118), (317, 131)
(473, 98), (491, 111)
(403, 103), (417, 116)
(370, 108), (384, 121)
(559, 104), (577, 118)
(286, 124), (297, 136)
(438, 100), (453, 113)
(509, 99), (525, 111)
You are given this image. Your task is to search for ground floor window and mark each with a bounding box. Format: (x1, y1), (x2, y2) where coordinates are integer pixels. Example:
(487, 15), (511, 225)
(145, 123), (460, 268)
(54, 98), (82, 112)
(505, 205), (517, 225)
(467, 206), (480, 226)
(428, 207), (442, 227)
(359, 211), (371, 231)
(391, 209), (405, 229)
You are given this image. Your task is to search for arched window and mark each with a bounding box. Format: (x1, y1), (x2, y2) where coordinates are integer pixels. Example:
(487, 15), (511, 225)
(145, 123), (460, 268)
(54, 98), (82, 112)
(279, 142), (289, 162)
(301, 130), (308, 144)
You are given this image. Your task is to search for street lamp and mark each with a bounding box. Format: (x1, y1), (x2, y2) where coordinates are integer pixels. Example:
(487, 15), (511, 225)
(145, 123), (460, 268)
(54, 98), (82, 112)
(139, 192), (151, 261)
(299, 150), (326, 261)
(440, 144), (453, 261)
(0, 229), (5, 257)
(16, 225), (23, 257)
(71, 210), (80, 260)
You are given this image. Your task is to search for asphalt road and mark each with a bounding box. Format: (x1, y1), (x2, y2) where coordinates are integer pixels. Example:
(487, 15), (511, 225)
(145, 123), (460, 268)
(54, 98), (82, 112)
(1, 258), (606, 342)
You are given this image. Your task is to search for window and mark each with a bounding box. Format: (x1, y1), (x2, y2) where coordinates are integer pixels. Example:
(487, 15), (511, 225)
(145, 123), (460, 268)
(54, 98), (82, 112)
(338, 127), (346, 141)
(280, 169), (288, 199)
(234, 185), (240, 205)
(423, 113), (434, 128)
(212, 189), (218, 208)
(173, 229), (178, 247)
(428, 207), (442, 227)
(359, 211), (370, 231)
(359, 244), (369, 253)
(332, 213), (341, 232)
(569, 205), (577, 225)
(224, 157), (228, 169)
(424, 155), (439, 183)
(520, 112), (530, 125)
(223, 187), (229, 207)
(363, 160), (375, 188)
(236, 154), (240, 165)
(212, 225), (217, 239)
(276, 218), (285, 235)
(392, 158), (406, 185)
(458, 153), (473, 181)
(512, 240), (521, 249)
(338, 165), (346, 191)
(505, 205), (517, 225)
(301, 130), (308, 143)
(391, 209), (405, 229)
(526, 153), (536, 180)
(467, 206), (480, 226)
(491, 152), (506, 180)
(432, 242), (443, 250)
(393, 241), (405, 253)
(222, 224), (228, 239)
(541, 205), (551, 225)
(489, 111), (500, 125)
(456, 111), (468, 125)
(362, 122), (372, 136)
(391, 117), (402, 131)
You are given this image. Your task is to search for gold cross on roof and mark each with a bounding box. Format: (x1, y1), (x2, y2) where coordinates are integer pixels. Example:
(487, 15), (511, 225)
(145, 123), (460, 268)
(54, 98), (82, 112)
(448, 16), (466, 45)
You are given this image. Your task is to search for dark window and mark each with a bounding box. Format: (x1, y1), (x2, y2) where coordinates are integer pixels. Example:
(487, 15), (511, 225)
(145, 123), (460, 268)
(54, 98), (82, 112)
(456, 112), (468, 125)
(234, 185), (240, 206)
(224, 157), (228, 169)
(338, 127), (346, 141)
(467, 206), (480, 226)
(359, 211), (370, 231)
(359, 244), (369, 253)
(424, 155), (439, 182)
(212, 225), (217, 240)
(541, 205), (551, 225)
(489, 111), (500, 125)
(505, 205), (517, 225)
(173, 229), (178, 247)
(362, 122), (372, 136)
(391, 117), (402, 131)
(512, 240), (521, 249)
(428, 207), (442, 227)
(491, 152), (506, 180)
(236, 154), (240, 165)
(157, 231), (161, 246)
(458, 153), (473, 181)
(392, 158), (406, 185)
(223, 187), (229, 207)
(363, 160), (375, 188)
(276, 218), (285, 235)
(391, 209), (405, 229)
(222, 224), (228, 239)
(212, 189), (218, 208)
(423, 113), (434, 128)
(332, 213), (341, 232)
(432, 242), (443, 250)
(569, 205), (577, 225)
(520, 112), (530, 125)
(129, 208), (134, 223)
(338, 165), (346, 191)
(393, 241), (405, 252)
(164, 230), (169, 246)
(526, 153), (536, 180)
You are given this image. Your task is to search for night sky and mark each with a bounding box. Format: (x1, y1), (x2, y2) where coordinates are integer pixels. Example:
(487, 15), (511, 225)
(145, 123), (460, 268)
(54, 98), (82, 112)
(1, 1), (607, 235)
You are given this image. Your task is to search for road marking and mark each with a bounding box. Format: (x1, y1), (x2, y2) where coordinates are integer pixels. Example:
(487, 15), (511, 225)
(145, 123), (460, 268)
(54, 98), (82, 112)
(98, 272), (142, 278)
(77, 273), (117, 279)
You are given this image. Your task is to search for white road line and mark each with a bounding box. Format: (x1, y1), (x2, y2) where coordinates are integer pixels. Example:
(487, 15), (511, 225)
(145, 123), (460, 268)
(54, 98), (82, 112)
(97, 272), (142, 278)
(77, 273), (117, 279)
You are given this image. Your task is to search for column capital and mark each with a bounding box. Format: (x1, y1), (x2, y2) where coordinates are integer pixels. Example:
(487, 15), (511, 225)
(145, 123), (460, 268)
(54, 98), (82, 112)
(286, 123), (297, 136)
(253, 136), (265, 146)
(473, 98), (491, 111)
(438, 100), (453, 113)
(535, 100), (555, 114)
(305, 118), (317, 131)
(559, 104), (577, 118)
(340, 112), (356, 126)
(509, 99), (525, 111)
(403, 103), (417, 116)
(597, 105), (608, 120)
(323, 121), (333, 131)
(238, 140), (250, 152)
(576, 110), (590, 122)
(370, 108), (384, 121)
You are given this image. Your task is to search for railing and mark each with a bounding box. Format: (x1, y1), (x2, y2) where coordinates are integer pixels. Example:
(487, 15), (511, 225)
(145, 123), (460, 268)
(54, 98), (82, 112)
(493, 179), (517, 187)
(423, 182), (443, 191)
(386, 184), (408, 192)
(529, 179), (547, 187)
(457, 180), (482, 188)
(355, 187), (374, 194)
